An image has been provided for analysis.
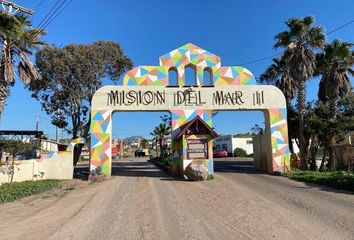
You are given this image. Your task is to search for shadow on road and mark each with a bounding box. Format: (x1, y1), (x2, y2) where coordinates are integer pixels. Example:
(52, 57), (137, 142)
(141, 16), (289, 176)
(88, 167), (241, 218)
(74, 158), (171, 179)
(214, 158), (265, 174)
(111, 159), (169, 178)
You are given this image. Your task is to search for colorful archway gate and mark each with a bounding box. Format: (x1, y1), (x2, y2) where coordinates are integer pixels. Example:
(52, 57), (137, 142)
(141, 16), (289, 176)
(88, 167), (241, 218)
(90, 43), (290, 177)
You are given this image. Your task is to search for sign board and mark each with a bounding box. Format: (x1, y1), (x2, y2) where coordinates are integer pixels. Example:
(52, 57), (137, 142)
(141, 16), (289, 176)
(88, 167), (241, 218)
(186, 139), (208, 159)
(92, 85), (286, 111)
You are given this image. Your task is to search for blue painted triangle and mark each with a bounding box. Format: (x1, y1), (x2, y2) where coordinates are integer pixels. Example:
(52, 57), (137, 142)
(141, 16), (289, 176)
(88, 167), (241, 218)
(206, 60), (214, 67)
(93, 112), (104, 121)
(179, 49), (188, 55)
(231, 67), (238, 77)
(190, 54), (198, 60)
(158, 70), (166, 79)
(127, 79), (136, 86)
(140, 67), (148, 76)
(101, 121), (109, 133)
(90, 134), (100, 148)
(188, 112), (197, 120)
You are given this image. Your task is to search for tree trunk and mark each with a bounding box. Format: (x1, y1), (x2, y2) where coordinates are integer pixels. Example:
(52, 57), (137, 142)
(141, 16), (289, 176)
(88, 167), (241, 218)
(72, 117), (91, 167)
(0, 84), (9, 116)
(329, 99), (338, 171)
(328, 137), (336, 171)
(298, 79), (308, 170)
(9, 158), (14, 186)
(319, 147), (327, 171)
(330, 98), (339, 119)
(155, 139), (158, 157)
(73, 144), (83, 167)
(286, 100), (295, 154)
(308, 134), (319, 170)
(299, 114), (308, 170)
(159, 138), (163, 157)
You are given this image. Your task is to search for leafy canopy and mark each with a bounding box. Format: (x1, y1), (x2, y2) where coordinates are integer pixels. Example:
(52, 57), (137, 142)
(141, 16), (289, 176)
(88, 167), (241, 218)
(29, 41), (132, 137)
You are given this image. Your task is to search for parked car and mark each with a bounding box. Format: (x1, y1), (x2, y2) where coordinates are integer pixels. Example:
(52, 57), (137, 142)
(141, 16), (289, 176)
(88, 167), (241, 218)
(135, 149), (148, 157)
(213, 150), (228, 158)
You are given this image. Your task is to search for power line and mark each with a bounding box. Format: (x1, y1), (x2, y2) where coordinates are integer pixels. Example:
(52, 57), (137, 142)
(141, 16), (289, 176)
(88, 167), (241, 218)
(235, 53), (283, 66)
(36, 0), (63, 29)
(42, 0), (73, 29)
(235, 20), (354, 66)
(326, 20), (354, 35)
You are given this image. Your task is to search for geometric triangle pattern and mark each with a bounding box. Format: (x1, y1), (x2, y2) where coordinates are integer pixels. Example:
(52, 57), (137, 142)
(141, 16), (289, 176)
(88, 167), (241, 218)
(90, 110), (112, 176)
(123, 43), (256, 86)
(269, 108), (290, 172)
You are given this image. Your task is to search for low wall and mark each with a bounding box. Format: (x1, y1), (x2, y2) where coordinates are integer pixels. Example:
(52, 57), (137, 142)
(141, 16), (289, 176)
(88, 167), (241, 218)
(332, 145), (354, 170)
(0, 151), (73, 185)
(252, 134), (269, 172)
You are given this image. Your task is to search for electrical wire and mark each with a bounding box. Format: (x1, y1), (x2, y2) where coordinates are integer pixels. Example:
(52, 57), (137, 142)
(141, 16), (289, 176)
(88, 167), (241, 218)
(41, 0), (73, 29)
(235, 20), (354, 66)
(36, 0), (63, 29)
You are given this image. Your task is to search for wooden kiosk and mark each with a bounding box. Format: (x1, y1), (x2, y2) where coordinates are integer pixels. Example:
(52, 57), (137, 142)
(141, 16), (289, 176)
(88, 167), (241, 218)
(176, 116), (218, 178)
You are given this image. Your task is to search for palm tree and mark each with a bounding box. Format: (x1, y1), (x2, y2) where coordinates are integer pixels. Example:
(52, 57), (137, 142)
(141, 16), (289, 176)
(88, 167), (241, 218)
(316, 39), (353, 117)
(274, 16), (326, 170)
(260, 54), (297, 153)
(150, 123), (170, 157)
(0, 12), (45, 114)
(260, 54), (297, 108)
(141, 138), (149, 149)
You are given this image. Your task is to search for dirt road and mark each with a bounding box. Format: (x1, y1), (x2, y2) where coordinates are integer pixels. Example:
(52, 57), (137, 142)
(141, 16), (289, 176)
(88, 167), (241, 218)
(0, 158), (353, 240)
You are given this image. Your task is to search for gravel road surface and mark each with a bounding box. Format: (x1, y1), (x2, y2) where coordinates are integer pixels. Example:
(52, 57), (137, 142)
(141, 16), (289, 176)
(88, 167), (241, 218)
(0, 157), (353, 240)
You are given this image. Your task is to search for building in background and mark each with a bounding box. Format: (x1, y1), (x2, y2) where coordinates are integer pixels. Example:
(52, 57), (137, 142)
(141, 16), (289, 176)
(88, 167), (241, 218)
(214, 134), (253, 156)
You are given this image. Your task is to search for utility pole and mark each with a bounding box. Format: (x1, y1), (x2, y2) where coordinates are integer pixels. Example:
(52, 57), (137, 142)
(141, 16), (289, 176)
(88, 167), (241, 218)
(0, 0), (33, 15)
(35, 114), (39, 131)
(55, 126), (60, 143)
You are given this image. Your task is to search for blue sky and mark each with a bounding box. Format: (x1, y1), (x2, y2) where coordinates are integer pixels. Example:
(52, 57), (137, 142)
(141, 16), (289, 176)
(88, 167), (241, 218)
(1, 0), (353, 139)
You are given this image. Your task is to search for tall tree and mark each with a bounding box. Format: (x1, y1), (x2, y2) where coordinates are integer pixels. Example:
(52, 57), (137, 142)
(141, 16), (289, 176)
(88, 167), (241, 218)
(0, 12), (45, 114)
(274, 16), (325, 170)
(29, 41), (132, 165)
(316, 39), (353, 117)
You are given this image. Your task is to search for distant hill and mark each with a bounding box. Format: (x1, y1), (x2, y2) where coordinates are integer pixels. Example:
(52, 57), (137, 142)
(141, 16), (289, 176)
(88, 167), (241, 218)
(124, 136), (145, 143)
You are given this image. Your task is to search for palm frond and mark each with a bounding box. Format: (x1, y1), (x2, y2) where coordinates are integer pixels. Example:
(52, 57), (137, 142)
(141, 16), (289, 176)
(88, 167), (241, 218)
(18, 50), (41, 83)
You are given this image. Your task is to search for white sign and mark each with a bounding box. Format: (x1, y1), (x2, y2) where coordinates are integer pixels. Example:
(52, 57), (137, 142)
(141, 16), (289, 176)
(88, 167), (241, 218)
(92, 85), (286, 111)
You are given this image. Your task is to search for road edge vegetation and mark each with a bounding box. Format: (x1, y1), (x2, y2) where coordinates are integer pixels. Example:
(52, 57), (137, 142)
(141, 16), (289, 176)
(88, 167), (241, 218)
(0, 180), (60, 204)
(283, 171), (354, 192)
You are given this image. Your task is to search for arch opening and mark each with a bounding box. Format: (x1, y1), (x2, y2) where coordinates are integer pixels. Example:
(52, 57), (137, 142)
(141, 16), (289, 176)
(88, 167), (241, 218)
(203, 67), (213, 86)
(168, 67), (178, 86)
(184, 64), (197, 87)
(109, 111), (172, 177)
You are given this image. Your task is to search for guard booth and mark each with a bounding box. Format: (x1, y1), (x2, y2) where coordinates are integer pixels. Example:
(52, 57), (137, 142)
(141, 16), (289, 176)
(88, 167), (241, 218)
(175, 116), (218, 176)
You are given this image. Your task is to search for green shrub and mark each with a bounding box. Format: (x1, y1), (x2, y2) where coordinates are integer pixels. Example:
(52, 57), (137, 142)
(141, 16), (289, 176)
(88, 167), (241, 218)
(207, 174), (214, 180)
(0, 180), (60, 204)
(283, 170), (354, 192)
(153, 154), (171, 166)
(234, 148), (248, 157)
